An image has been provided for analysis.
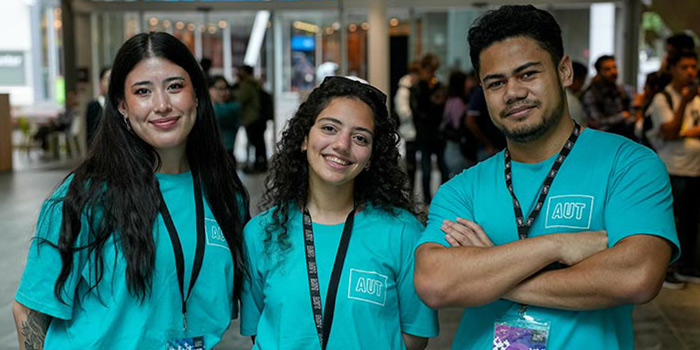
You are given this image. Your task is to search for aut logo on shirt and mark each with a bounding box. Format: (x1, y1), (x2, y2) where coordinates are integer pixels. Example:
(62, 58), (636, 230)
(347, 269), (388, 306)
(545, 195), (594, 230)
(205, 218), (230, 251)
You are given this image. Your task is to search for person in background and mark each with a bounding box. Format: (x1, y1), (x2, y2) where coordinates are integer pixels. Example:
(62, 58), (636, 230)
(13, 32), (249, 349)
(581, 55), (634, 138)
(415, 6), (678, 350)
(395, 60), (420, 195)
(411, 53), (449, 204)
(567, 61), (588, 126)
(646, 50), (700, 289)
(85, 67), (111, 146)
(209, 75), (241, 158)
(465, 84), (506, 161)
(441, 70), (474, 178)
(199, 57), (212, 83)
(33, 91), (79, 157)
(240, 76), (438, 349)
(237, 65), (267, 173)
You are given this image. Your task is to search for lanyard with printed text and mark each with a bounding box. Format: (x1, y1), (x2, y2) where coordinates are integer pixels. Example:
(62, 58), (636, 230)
(504, 123), (581, 316)
(302, 206), (355, 350)
(158, 167), (206, 331)
(504, 122), (581, 240)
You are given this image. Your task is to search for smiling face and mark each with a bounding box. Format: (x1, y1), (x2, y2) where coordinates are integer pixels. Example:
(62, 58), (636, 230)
(118, 57), (198, 155)
(302, 97), (375, 190)
(479, 36), (571, 143)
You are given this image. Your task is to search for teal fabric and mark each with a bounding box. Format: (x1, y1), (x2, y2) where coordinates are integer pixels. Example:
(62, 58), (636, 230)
(417, 128), (679, 350)
(240, 204), (439, 349)
(16, 172), (243, 349)
(213, 101), (241, 151)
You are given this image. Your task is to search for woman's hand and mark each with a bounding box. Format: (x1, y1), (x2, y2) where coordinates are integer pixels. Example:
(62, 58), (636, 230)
(442, 218), (494, 248)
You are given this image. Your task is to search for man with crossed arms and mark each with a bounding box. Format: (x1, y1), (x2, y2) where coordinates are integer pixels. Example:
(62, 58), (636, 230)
(414, 5), (679, 350)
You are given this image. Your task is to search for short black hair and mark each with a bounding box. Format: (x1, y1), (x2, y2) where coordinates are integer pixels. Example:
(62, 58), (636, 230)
(571, 61), (588, 81)
(668, 50), (698, 68)
(238, 65), (254, 75)
(666, 33), (695, 52)
(468, 5), (563, 74)
(99, 66), (111, 80)
(594, 55), (615, 72)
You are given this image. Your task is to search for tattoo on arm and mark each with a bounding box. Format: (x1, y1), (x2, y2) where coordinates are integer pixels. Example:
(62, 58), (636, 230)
(21, 309), (51, 350)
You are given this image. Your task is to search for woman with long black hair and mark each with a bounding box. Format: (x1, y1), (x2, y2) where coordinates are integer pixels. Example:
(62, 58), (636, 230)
(13, 32), (249, 349)
(240, 76), (438, 349)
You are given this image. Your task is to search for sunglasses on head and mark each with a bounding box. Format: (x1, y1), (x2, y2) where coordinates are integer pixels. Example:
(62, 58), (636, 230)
(320, 76), (388, 105)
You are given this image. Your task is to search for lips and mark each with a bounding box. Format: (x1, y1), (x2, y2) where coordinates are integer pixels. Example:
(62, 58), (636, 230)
(503, 104), (538, 118)
(323, 154), (353, 169)
(150, 116), (179, 129)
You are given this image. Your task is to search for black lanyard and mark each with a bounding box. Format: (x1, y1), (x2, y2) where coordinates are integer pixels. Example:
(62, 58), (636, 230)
(504, 123), (580, 315)
(157, 167), (206, 331)
(504, 122), (581, 240)
(302, 207), (355, 350)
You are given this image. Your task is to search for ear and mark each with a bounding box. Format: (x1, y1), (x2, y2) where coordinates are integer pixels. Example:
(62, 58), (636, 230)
(559, 55), (573, 89)
(301, 136), (308, 151)
(118, 100), (127, 116)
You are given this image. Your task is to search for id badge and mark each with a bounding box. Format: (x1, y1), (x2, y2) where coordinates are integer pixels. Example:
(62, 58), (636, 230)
(166, 336), (205, 350)
(493, 313), (550, 350)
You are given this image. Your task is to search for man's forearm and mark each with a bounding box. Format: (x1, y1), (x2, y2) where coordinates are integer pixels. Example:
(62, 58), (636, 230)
(661, 101), (688, 139)
(504, 235), (671, 311)
(415, 236), (563, 309)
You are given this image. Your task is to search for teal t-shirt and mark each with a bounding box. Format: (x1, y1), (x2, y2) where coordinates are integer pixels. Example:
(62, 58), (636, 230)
(240, 204), (439, 349)
(417, 128), (679, 350)
(16, 171), (244, 349)
(213, 101), (241, 151)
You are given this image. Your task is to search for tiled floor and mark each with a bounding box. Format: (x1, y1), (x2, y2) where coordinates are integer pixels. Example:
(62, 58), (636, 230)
(1, 154), (699, 349)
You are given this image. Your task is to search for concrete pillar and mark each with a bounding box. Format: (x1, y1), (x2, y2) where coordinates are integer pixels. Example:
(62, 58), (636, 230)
(588, 3), (615, 73)
(622, 0), (641, 89)
(61, 0), (77, 103)
(0, 94), (12, 172)
(338, 0), (348, 76)
(367, 0), (389, 95)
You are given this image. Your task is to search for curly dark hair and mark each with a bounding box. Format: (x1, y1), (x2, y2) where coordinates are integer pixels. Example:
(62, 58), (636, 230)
(260, 76), (420, 253)
(468, 5), (563, 75)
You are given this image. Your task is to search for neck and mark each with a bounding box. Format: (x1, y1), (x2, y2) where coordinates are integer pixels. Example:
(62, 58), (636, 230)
(671, 80), (686, 93)
(305, 178), (355, 225)
(156, 146), (189, 174)
(507, 116), (575, 164)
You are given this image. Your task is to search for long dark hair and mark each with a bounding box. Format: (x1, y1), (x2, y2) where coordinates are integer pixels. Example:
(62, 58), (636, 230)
(260, 76), (419, 253)
(43, 32), (249, 303)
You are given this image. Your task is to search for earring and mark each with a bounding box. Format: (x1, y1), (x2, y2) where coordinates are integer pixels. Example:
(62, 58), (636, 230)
(123, 114), (132, 132)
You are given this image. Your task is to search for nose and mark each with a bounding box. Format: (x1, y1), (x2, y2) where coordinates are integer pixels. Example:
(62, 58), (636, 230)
(153, 90), (172, 114)
(503, 79), (528, 104)
(331, 132), (351, 153)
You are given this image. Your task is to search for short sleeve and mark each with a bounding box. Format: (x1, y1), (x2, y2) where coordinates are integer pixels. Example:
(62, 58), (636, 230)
(15, 179), (88, 320)
(417, 173), (475, 249)
(604, 145), (680, 261)
(397, 215), (439, 337)
(239, 216), (265, 336)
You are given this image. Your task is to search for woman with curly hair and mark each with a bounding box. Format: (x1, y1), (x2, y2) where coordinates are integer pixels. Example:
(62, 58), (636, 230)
(240, 76), (438, 349)
(13, 32), (249, 349)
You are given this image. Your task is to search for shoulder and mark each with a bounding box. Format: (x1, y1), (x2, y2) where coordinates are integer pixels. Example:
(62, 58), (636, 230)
(361, 205), (423, 233)
(580, 129), (662, 170)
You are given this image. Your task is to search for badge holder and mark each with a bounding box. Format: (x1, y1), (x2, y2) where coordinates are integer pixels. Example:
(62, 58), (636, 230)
(493, 305), (550, 350)
(167, 336), (205, 350)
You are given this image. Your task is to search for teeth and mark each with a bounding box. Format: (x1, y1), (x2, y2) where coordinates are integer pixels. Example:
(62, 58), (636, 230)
(325, 155), (350, 165)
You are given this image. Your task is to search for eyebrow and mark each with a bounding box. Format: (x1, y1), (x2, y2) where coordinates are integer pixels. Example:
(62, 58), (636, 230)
(131, 76), (186, 87)
(318, 117), (375, 136)
(482, 61), (543, 83)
